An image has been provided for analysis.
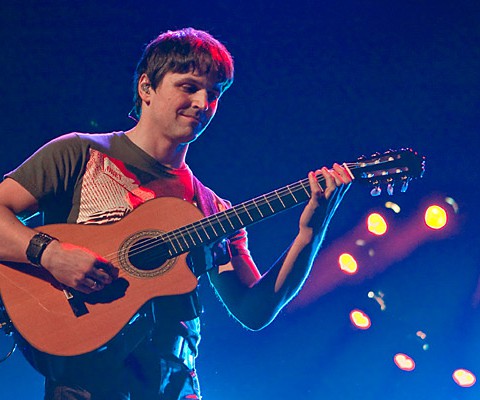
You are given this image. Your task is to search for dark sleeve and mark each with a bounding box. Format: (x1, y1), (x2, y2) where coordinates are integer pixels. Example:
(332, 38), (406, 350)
(5, 133), (88, 220)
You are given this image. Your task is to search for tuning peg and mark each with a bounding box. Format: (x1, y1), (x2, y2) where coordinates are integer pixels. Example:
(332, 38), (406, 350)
(387, 183), (394, 196)
(370, 186), (382, 196)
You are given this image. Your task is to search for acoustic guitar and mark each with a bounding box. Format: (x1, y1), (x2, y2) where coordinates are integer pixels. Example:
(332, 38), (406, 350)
(0, 149), (425, 361)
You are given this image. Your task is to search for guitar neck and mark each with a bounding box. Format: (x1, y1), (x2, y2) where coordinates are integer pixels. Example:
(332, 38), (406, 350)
(160, 148), (425, 257)
(164, 175), (323, 256)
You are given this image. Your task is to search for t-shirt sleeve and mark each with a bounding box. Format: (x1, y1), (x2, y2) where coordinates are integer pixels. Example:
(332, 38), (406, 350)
(5, 133), (86, 204)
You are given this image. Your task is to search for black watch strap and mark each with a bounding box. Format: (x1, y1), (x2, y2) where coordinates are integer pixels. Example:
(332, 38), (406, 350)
(26, 232), (57, 267)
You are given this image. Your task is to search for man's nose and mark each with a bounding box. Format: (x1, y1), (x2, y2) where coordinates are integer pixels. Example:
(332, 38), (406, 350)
(192, 90), (209, 111)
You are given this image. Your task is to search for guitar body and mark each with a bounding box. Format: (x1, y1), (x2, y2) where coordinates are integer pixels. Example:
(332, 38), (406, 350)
(0, 197), (203, 359)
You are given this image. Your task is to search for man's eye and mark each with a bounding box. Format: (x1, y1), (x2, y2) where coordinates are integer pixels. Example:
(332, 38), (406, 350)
(182, 84), (197, 93)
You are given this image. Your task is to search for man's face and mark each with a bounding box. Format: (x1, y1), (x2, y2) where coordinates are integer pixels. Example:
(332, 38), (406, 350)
(146, 71), (223, 144)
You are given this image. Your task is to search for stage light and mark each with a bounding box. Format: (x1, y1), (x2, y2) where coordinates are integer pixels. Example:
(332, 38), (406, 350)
(393, 353), (415, 372)
(367, 213), (387, 235)
(416, 331), (426, 340)
(349, 309), (371, 330)
(453, 369), (476, 387)
(368, 291), (386, 311)
(385, 201), (401, 213)
(445, 197), (459, 213)
(338, 253), (358, 274)
(424, 205), (447, 230)
(415, 330), (429, 351)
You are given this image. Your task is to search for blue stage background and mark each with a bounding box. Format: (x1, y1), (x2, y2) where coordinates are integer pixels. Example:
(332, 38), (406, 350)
(0, 1), (479, 398)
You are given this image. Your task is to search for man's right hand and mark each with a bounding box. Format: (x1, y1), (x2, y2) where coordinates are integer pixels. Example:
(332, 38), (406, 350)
(41, 240), (118, 294)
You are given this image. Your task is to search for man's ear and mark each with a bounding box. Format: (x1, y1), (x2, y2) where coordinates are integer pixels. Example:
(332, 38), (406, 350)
(138, 74), (152, 103)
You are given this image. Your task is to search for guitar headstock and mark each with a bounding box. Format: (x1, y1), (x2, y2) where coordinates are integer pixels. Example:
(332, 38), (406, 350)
(349, 148), (425, 196)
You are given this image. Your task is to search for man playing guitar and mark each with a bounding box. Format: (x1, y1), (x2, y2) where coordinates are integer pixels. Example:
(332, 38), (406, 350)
(0, 28), (352, 399)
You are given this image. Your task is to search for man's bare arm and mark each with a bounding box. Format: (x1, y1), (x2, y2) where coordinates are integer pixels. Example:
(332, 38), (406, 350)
(209, 164), (352, 330)
(0, 178), (117, 293)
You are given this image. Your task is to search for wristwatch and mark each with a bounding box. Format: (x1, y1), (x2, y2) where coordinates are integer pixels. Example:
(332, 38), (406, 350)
(26, 232), (57, 267)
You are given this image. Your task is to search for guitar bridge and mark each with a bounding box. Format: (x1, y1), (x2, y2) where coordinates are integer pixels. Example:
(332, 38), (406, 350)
(64, 289), (89, 317)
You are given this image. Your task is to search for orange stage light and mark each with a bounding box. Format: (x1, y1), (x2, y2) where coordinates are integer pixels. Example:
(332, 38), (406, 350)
(453, 369), (476, 387)
(393, 353), (416, 372)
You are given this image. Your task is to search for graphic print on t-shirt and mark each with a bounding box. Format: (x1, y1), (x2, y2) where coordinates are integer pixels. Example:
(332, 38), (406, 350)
(77, 149), (155, 224)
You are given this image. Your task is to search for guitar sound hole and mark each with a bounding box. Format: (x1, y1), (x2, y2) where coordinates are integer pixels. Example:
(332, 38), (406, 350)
(127, 238), (169, 271)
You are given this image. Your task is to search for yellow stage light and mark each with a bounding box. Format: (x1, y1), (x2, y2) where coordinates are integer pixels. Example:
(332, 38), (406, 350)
(338, 253), (358, 274)
(367, 213), (387, 235)
(425, 205), (447, 230)
(349, 309), (371, 330)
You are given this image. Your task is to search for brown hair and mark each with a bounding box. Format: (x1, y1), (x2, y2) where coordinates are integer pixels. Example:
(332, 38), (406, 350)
(132, 28), (234, 119)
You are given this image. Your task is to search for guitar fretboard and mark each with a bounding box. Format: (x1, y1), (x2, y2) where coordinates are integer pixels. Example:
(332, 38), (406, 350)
(162, 176), (321, 256)
(146, 148), (424, 259)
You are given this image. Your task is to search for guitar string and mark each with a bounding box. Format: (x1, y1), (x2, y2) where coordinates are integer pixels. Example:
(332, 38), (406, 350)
(117, 154), (413, 266)
(100, 158), (392, 266)
(100, 165), (356, 266)
(102, 154), (413, 267)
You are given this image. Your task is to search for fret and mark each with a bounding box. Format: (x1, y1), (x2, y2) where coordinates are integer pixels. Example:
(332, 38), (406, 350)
(184, 228), (197, 247)
(299, 180), (311, 197)
(156, 234), (175, 258)
(255, 198), (275, 218)
(169, 228), (201, 255)
(180, 232), (190, 249)
(266, 190), (293, 212)
(263, 195), (275, 213)
(160, 236), (175, 258)
(213, 214), (227, 234)
(192, 226), (203, 244)
(165, 236), (178, 254)
(204, 217), (219, 238)
(251, 199), (264, 218)
(229, 207), (245, 228)
(222, 212), (235, 230)
(165, 240), (174, 257)
(241, 203), (254, 222)
(286, 185), (299, 203)
(172, 235), (184, 253)
(198, 221), (211, 241)
(274, 190), (286, 208)
(225, 207), (245, 231)
(242, 200), (264, 221)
